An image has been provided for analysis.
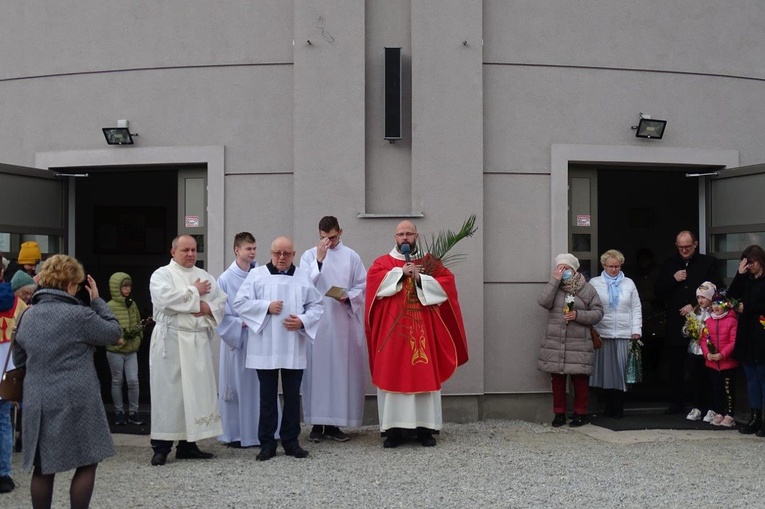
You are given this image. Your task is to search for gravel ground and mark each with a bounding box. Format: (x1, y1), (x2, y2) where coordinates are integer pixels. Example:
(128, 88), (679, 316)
(3, 420), (764, 508)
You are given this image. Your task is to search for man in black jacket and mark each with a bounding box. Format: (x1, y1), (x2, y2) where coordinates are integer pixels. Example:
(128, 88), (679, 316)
(654, 231), (722, 414)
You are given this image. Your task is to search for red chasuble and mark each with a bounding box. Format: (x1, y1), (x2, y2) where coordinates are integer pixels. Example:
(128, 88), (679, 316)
(365, 252), (468, 393)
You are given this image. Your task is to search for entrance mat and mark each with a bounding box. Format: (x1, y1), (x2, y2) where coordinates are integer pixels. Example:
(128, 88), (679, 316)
(106, 411), (151, 436)
(589, 412), (741, 432)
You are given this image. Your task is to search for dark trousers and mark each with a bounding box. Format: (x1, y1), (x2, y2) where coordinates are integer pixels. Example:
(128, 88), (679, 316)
(666, 344), (688, 406)
(709, 368), (736, 416)
(257, 368), (303, 452)
(742, 362), (765, 410)
(150, 440), (197, 455)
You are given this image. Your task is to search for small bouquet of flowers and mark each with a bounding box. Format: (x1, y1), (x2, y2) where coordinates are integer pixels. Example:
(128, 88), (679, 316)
(759, 315), (765, 330)
(683, 314), (703, 342)
(122, 317), (153, 342)
(706, 337), (717, 355)
(564, 294), (575, 314)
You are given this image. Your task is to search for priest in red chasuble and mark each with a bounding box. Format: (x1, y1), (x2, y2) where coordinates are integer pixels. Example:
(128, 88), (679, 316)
(366, 219), (469, 448)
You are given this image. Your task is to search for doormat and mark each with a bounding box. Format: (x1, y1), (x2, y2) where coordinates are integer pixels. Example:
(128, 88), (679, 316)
(589, 412), (741, 432)
(107, 411), (151, 436)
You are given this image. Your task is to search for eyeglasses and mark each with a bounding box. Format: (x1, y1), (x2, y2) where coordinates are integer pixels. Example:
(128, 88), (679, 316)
(604, 265), (622, 269)
(395, 232), (417, 238)
(271, 251), (294, 258)
(676, 243), (696, 250)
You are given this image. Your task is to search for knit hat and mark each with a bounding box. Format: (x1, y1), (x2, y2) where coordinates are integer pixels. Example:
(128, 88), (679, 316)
(11, 270), (35, 293)
(554, 253), (580, 271)
(696, 281), (716, 301)
(17, 241), (42, 265)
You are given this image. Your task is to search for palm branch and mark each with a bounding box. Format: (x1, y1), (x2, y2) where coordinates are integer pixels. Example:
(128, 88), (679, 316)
(414, 214), (478, 274)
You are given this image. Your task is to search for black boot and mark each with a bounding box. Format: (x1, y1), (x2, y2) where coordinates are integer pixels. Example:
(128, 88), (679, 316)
(739, 408), (761, 435)
(613, 390), (625, 419)
(602, 390), (614, 417)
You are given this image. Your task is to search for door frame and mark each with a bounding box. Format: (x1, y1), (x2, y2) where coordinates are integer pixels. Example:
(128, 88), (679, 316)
(35, 146), (225, 276)
(551, 144), (739, 262)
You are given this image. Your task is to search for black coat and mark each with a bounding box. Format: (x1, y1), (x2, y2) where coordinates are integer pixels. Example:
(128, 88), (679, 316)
(654, 252), (721, 346)
(728, 272), (765, 364)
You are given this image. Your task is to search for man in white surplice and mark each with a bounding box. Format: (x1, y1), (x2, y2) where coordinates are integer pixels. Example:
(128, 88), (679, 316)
(233, 236), (323, 461)
(216, 231), (263, 448)
(149, 235), (227, 466)
(299, 216), (367, 443)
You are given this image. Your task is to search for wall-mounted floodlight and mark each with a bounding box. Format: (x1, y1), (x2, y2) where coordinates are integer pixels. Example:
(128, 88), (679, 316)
(102, 119), (138, 145)
(632, 113), (666, 139)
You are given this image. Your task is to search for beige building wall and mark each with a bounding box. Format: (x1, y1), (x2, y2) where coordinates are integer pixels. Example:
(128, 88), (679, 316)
(2, 1), (765, 422)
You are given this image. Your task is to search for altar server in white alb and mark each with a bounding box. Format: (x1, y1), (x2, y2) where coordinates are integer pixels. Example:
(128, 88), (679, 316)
(148, 235), (227, 466)
(216, 231), (262, 448)
(300, 216), (367, 443)
(233, 236), (323, 461)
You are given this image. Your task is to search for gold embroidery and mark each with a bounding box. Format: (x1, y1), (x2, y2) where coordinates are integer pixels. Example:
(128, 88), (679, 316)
(195, 413), (222, 427)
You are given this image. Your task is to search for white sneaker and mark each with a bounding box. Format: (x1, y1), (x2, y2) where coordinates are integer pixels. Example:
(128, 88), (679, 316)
(686, 408), (702, 421)
(702, 410), (717, 423)
(711, 413), (724, 426)
(720, 415), (736, 427)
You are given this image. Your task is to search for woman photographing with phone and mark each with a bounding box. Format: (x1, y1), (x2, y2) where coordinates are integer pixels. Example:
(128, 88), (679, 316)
(727, 245), (765, 436)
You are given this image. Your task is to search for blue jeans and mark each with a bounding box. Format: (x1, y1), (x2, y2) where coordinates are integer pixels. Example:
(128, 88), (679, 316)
(742, 362), (765, 410)
(106, 351), (140, 413)
(0, 400), (13, 476)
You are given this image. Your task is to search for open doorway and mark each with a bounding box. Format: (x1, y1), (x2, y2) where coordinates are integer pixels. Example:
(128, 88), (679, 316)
(72, 168), (179, 407)
(596, 168), (698, 403)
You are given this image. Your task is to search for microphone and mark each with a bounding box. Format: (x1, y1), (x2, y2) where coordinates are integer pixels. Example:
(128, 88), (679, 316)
(400, 243), (411, 263)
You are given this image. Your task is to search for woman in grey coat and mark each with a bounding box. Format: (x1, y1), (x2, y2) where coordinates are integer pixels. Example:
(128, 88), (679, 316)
(13, 254), (121, 509)
(538, 253), (604, 428)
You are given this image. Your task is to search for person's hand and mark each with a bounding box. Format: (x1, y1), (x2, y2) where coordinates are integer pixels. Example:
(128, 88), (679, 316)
(84, 275), (99, 301)
(283, 314), (303, 331)
(269, 300), (283, 315)
(679, 304), (694, 317)
(117, 337), (125, 346)
(316, 237), (331, 263)
(674, 269), (687, 282)
(739, 258), (750, 275)
(193, 301), (212, 317)
(564, 310), (577, 323)
(403, 262), (420, 280)
(631, 334), (641, 340)
(738, 302), (744, 313)
(194, 278), (212, 296)
(552, 266), (564, 280)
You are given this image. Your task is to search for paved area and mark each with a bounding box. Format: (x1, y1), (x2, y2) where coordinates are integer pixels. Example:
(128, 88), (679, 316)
(3, 420), (763, 508)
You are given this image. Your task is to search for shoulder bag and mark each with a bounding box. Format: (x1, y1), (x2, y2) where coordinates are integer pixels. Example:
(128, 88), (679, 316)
(0, 309), (27, 403)
(589, 326), (603, 350)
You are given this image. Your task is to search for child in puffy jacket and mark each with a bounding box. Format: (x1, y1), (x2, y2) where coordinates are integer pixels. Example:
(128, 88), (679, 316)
(699, 294), (738, 427)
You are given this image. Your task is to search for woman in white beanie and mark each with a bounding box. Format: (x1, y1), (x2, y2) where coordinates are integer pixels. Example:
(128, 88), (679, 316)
(538, 253), (604, 427)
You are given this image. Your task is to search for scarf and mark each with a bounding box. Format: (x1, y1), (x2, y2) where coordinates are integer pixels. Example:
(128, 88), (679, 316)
(601, 270), (624, 309)
(560, 272), (585, 296)
(710, 309), (729, 320)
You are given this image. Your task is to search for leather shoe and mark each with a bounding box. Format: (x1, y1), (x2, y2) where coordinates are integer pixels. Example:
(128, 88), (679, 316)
(256, 448), (277, 461)
(150, 452), (167, 466)
(417, 432), (436, 447)
(284, 445), (309, 458)
(569, 413), (589, 427)
(176, 447), (213, 460)
(551, 413), (566, 427)
(383, 436), (402, 448)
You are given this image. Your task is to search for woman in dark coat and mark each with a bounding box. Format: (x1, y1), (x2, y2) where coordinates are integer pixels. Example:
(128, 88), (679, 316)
(538, 253), (604, 428)
(13, 254), (121, 509)
(728, 244), (765, 436)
